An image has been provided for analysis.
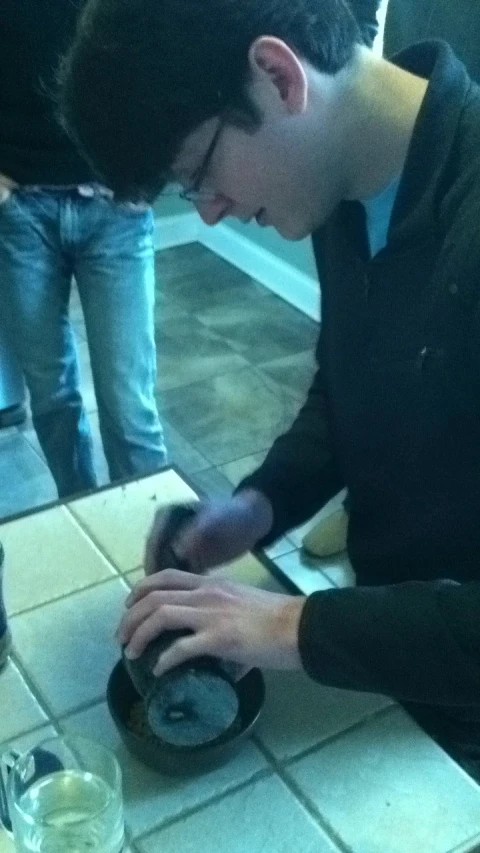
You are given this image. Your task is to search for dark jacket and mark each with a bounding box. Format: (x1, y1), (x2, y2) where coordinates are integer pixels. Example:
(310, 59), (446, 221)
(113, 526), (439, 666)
(240, 42), (480, 753)
(384, 0), (480, 82)
(0, 0), (95, 184)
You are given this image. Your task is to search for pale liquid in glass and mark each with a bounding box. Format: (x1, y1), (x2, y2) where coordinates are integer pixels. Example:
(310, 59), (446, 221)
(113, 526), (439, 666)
(13, 769), (124, 853)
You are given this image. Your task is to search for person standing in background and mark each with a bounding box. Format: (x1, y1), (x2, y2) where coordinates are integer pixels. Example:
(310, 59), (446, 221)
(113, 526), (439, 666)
(0, 0), (166, 499)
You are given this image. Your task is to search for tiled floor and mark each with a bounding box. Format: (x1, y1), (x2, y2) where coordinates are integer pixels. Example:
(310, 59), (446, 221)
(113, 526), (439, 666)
(0, 242), (315, 530)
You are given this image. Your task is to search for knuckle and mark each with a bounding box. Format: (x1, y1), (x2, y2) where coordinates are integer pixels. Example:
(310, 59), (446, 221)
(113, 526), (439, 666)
(147, 592), (167, 612)
(160, 568), (181, 583)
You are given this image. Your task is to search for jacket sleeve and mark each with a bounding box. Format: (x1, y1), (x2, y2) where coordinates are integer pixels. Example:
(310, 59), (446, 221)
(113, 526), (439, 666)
(348, 0), (382, 47)
(298, 579), (480, 706)
(237, 336), (345, 547)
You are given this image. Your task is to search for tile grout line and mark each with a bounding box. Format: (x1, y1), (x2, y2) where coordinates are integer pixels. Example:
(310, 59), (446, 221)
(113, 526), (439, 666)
(56, 695), (115, 726)
(62, 502), (129, 575)
(250, 735), (353, 853)
(134, 766), (273, 844)
(0, 717), (61, 750)
(8, 573), (130, 620)
(4, 652), (64, 741)
(248, 704), (400, 852)
(281, 702), (397, 769)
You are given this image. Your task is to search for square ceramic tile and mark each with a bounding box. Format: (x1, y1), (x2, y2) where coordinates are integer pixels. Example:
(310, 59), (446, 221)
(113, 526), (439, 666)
(257, 350), (316, 403)
(68, 469), (199, 572)
(255, 669), (391, 762)
(137, 775), (341, 853)
(195, 294), (317, 367)
(273, 550), (335, 596)
(158, 367), (300, 467)
(0, 660), (48, 743)
(2, 505), (117, 616)
(156, 314), (249, 393)
(287, 707), (480, 853)
(61, 702), (268, 839)
(264, 537), (297, 561)
(10, 579), (129, 717)
(162, 418), (210, 477)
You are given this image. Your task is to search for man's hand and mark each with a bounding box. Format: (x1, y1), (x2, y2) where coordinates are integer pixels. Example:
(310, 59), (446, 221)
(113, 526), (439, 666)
(144, 489), (274, 575)
(117, 569), (306, 676)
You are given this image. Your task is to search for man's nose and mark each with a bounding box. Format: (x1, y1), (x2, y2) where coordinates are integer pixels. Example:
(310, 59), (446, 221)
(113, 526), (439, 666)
(195, 195), (233, 226)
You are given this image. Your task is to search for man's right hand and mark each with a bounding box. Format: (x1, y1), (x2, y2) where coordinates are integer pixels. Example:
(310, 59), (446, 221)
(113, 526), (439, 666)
(144, 489), (274, 575)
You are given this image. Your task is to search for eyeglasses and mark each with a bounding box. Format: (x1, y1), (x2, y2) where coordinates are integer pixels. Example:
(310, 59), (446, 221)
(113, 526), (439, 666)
(159, 121), (224, 204)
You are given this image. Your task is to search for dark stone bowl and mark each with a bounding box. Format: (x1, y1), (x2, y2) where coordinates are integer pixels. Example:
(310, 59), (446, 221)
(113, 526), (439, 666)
(106, 659), (265, 776)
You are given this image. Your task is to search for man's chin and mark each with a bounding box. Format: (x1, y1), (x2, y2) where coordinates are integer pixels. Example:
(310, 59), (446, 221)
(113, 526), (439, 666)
(275, 220), (314, 241)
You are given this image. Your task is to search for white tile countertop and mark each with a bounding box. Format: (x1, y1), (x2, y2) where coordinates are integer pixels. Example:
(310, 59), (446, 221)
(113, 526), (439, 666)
(1, 468), (480, 853)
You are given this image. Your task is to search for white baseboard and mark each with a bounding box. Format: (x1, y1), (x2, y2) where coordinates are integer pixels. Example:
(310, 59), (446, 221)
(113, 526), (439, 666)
(154, 212), (320, 321)
(153, 212), (199, 250)
(198, 221), (320, 321)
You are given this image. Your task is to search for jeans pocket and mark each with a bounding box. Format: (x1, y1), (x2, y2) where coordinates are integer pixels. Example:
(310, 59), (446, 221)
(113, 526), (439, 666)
(111, 198), (152, 218)
(0, 187), (17, 209)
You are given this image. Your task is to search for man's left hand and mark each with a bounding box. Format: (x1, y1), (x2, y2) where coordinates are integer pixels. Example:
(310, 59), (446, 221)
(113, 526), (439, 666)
(116, 569), (306, 677)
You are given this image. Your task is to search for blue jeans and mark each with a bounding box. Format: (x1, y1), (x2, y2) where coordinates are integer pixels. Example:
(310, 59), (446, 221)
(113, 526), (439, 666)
(0, 188), (166, 497)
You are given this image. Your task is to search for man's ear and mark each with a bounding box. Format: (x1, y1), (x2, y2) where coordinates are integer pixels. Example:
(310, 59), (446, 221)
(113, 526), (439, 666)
(248, 36), (308, 114)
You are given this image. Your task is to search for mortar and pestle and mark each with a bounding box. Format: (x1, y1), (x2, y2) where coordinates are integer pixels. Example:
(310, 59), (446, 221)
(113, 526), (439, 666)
(107, 505), (265, 774)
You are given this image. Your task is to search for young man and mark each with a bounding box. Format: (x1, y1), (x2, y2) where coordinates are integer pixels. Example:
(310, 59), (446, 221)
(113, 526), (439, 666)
(60, 0), (480, 770)
(0, 0), (166, 500)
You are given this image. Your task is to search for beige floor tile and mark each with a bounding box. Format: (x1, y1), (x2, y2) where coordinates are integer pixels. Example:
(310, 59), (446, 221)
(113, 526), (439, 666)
(137, 775), (341, 853)
(0, 660), (48, 743)
(61, 702), (268, 840)
(255, 669), (391, 761)
(10, 579), (129, 717)
(2, 505), (117, 616)
(287, 707), (480, 853)
(67, 470), (198, 573)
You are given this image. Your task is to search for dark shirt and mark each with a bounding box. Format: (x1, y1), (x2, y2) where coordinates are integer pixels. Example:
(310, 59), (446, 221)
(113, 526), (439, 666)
(241, 42), (480, 756)
(0, 0), (95, 184)
(384, 0), (480, 82)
